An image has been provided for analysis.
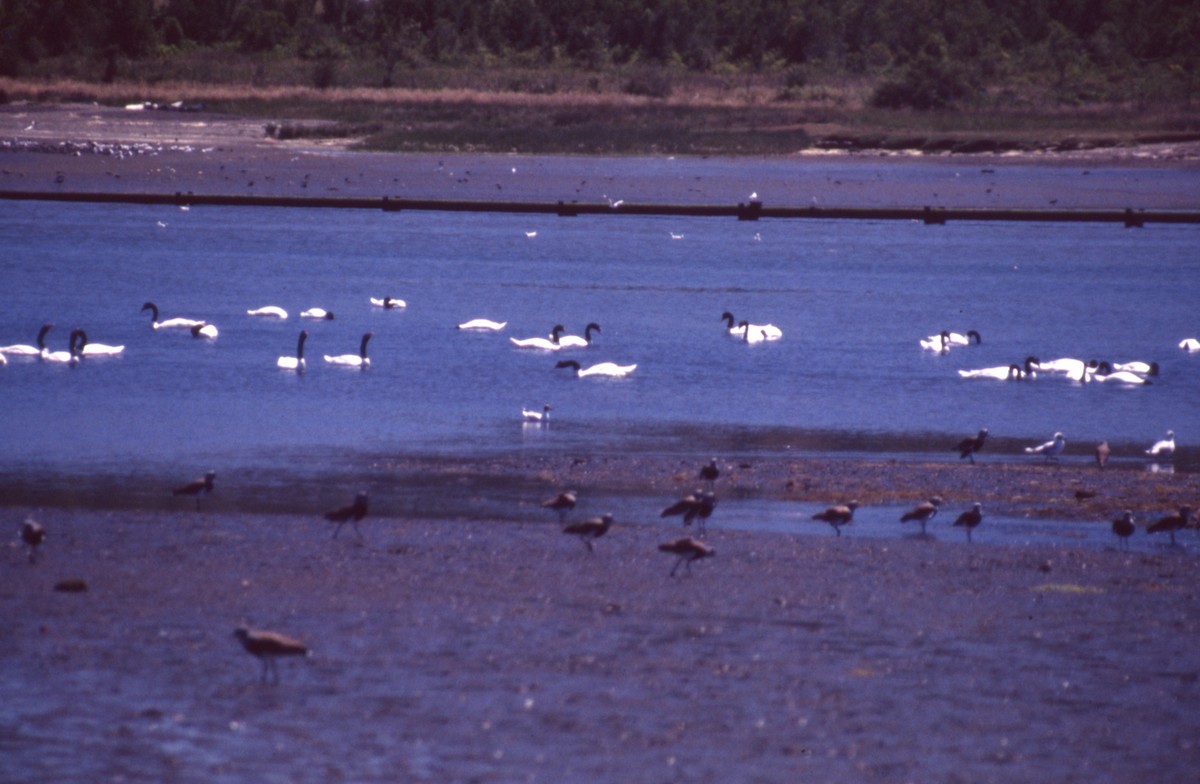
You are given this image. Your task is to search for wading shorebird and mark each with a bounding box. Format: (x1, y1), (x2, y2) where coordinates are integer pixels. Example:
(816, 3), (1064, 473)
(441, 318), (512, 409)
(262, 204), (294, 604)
(954, 428), (988, 464)
(21, 518), (45, 563)
(1147, 505), (1192, 546)
(900, 496), (942, 535)
(953, 503), (984, 543)
(562, 514), (613, 553)
(659, 536), (715, 577)
(325, 491), (369, 539)
(172, 470), (215, 510)
(233, 626), (311, 684)
(660, 490), (717, 536)
(813, 501), (859, 537)
(542, 490), (577, 524)
(1112, 510), (1136, 548)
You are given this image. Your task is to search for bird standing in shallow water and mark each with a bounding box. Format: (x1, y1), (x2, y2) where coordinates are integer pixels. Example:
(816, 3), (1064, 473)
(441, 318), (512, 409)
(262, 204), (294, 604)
(953, 503), (983, 542)
(900, 496), (942, 535)
(562, 514), (613, 553)
(542, 490), (576, 524)
(813, 501), (859, 537)
(660, 490), (717, 536)
(173, 470), (215, 509)
(233, 626), (311, 684)
(21, 518), (45, 563)
(325, 491), (368, 539)
(1112, 510), (1135, 548)
(1147, 505), (1192, 546)
(659, 536), (715, 576)
(1145, 430), (1175, 460)
(955, 429), (988, 464)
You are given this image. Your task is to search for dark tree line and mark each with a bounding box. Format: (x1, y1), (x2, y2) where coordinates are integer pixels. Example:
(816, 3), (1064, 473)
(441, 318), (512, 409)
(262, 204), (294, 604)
(1, 0), (1197, 106)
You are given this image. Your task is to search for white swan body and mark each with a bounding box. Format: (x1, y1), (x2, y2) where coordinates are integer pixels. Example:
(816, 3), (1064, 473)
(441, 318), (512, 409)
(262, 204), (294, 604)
(278, 330), (308, 371)
(458, 318), (507, 331)
(1037, 357), (1099, 379)
(558, 322), (600, 348)
(1180, 338), (1200, 352)
(70, 329), (124, 356)
(300, 308), (334, 320)
(1111, 360), (1158, 376)
(945, 330), (982, 346)
(957, 363), (1031, 380)
(370, 297), (407, 309)
(324, 332), (372, 367)
(555, 359), (637, 378)
(191, 323), (219, 339)
(1146, 430), (1175, 458)
(1024, 432), (1066, 461)
(1092, 368), (1151, 385)
(721, 311), (782, 340)
(511, 325), (564, 351)
(0, 330), (40, 356)
(142, 301), (205, 330)
(247, 306), (288, 319)
(920, 332), (950, 352)
(37, 324), (78, 364)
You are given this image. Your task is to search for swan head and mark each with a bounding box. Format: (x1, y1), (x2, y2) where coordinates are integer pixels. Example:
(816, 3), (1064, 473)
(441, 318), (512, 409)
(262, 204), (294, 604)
(1147, 361), (1160, 376)
(70, 328), (88, 351)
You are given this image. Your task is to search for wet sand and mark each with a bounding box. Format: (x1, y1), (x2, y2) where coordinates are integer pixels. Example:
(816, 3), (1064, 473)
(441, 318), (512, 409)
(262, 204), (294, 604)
(3, 102), (1200, 782)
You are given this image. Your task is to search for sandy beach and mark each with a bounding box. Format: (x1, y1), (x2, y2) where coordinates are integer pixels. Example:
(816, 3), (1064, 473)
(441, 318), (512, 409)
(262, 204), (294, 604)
(3, 102), (1200, 782)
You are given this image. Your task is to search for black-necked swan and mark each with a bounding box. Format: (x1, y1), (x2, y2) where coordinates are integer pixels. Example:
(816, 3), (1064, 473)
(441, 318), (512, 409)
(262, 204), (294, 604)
(191, 323), (219, 339)
(554, 359), (637, 378)
(247, 306), (288, 319)
(522, 403), (551, 422)
(278, 330), (308, 370)
(1024, 432), (1066, 461)
(511, 324), (564, 350)
(1038, 357), (1098, 378)
(1, 325), (48, 356)
(142, 301), (205, 330)
(957, 359), (1034, 380)
(458, 318), (507, 331)
(1181, 338), (1200, 352)
(70, 328), (124, 356)
(558, 322), (600, 348)
(920, 331), (950, 352)
(737, 320), (778, 344)
(370, 297), (407, 309)
(300, 307), (334, 320)
(1146, 430), (1176, 459)
(37, 323), (78, 364)
(945, 330), (982, 346)
(324, 332), (372, 367)
(722, 311), (782, 340)
(1091, 362), (1151, 385)
(1111, 360), (1159, 376)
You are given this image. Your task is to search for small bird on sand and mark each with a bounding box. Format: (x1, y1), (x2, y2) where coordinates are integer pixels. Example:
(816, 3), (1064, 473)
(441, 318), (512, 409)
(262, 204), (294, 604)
(900, 496), (942, 535)
(660, 490), (718, 536)
(1145, 430), (1176, 460)
(173, 470), (215, 509)
(953, 502), (984, 542)
(699, 458), (720, 489)
(325, 491), (368, 539)
(1025, 432), (1066, 462)
(813, 501), (859, 537)
(1112, 510), (1136, 548)
(658, 536), (715, 576)
(1095, 441), (1111, 469)
(1147, 505), (1192, 546)
(955, 428), (988, 464)
(233, 626), (311, 684)
(562, 513), (613, 553)
(542, 490), (577, 524)
(20, 518), (45, 563)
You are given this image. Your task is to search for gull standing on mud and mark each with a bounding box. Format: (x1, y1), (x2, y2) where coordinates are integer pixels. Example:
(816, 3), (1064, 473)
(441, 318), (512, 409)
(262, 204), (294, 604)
(1025, 432), (1066, 462)
(1145, 430), (1175, 460)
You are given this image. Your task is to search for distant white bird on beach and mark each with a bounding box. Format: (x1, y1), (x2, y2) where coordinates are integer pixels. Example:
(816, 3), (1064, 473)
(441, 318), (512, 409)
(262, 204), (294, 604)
(247, 306), (288, 319)
(1146, 430), (1176, 459)
(458, 318), (507, 331)
(1025, 432), (1066, 461)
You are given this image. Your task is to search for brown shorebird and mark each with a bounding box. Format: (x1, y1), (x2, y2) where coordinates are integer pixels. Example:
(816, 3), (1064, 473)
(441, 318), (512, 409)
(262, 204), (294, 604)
(233, 626), (311, 683)
(955, 428), (988, 464)
(660, 490), (718, 536)
(172, 470), (215, 509)
(1095, 441), (1111, 469)
(21, 518), (45, 563)
(699, 458), (720, 489)
(900, 496), (942, 535)
(953, 502), (984, 542)
(1147, 505), (1192, 546)
(325, 491), (368, 539)
(542, 490), (577, 524)
(562, 513), (613, 553)
(658, 536), (715, 576)
(1112, 510), (1136, 548)
(813, 501), (859, 537)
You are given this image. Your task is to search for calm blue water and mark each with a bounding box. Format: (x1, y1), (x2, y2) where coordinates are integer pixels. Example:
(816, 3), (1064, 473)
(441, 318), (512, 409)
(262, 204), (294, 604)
(2, 190), (1198, 487)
